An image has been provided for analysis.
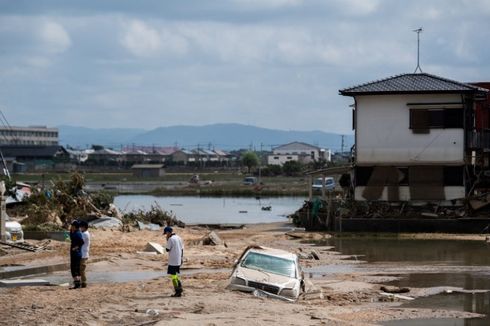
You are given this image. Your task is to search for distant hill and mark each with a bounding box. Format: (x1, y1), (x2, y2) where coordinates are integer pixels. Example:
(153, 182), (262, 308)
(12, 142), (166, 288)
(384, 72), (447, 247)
(58, 125), (146, 148)
(59, 123), (353, 152)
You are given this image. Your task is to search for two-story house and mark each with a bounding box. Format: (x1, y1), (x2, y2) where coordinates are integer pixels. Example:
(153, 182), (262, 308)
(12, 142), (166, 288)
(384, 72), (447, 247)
(267, 141), (331, 166)
(340, 72), (488, 204)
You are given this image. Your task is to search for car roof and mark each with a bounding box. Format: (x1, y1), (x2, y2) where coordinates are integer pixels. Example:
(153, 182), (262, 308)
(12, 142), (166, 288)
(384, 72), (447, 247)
(245, 245), (297, 260)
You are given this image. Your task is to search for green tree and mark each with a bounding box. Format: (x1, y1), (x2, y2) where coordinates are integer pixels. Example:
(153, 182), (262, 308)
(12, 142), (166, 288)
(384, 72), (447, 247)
(282, 160), (303, 176)
(241, 151), (259, 173)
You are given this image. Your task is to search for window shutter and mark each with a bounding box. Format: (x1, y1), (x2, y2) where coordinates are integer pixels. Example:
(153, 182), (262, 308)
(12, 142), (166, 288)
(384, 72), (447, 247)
(410, 109), (430, 134)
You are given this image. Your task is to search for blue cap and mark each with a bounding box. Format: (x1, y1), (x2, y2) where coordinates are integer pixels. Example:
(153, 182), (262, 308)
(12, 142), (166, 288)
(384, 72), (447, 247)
(163, 226), (173, 234)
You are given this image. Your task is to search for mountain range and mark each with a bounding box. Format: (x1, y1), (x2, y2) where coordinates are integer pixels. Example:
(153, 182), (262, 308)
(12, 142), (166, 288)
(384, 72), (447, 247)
(58, 123), (353, 152)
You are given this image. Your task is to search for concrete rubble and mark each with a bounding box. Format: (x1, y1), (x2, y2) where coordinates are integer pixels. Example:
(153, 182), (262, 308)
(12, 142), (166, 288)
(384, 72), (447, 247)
(144, 242), (164, 254)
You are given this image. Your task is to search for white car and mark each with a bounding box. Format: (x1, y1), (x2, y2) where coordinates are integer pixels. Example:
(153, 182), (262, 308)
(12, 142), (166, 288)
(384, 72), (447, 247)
(5, 220), (24, 243)
(312, 177), (335, 191)
(228, 246), (304, 300)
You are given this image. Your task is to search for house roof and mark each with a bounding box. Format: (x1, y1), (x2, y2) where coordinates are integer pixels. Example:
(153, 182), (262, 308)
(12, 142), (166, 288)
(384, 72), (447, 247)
(91, 148), (122, 155)
(273, 141), (320, 151)
(173, 149), (194, 155)
(339, 73), (488, 96)
(0, 145), (67, 158)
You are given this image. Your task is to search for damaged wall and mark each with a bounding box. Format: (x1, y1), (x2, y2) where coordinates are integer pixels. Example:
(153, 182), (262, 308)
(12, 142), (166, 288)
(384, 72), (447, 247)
(354, 165), (465, 202)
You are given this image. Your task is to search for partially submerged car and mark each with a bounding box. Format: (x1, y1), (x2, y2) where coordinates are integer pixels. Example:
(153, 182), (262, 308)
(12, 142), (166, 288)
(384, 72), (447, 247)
(228, 245), (304, 300)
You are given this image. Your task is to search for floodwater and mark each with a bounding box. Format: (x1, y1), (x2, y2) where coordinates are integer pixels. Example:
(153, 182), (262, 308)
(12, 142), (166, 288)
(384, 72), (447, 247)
(316, 237), (490, 325)
(114, 195), (305, 224)
(24, 268), (231, 285)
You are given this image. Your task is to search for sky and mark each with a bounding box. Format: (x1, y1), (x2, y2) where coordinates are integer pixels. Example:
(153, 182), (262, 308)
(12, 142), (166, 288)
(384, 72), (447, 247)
(0, 0), (489, 134)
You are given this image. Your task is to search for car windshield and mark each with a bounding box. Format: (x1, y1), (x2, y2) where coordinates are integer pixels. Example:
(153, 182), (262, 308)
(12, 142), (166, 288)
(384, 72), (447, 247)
(241, 252), (296, 278)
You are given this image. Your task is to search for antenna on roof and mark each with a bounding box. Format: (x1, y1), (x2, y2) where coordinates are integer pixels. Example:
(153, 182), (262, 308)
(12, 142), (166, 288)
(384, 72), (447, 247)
(413, 27), (423, 73)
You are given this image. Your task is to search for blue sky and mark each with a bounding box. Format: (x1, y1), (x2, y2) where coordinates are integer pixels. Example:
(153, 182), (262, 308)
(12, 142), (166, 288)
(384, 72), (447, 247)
(0, 0), (489, 134)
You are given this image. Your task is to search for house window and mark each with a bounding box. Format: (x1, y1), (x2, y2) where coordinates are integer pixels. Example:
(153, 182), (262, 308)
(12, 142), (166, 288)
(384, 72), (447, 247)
(409, 109), (463, 133)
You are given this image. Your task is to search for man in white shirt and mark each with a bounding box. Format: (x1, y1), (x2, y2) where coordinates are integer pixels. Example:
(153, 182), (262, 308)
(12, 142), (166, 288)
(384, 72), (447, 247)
(164, 226), (184, 297)
(79, 220), (91, 289)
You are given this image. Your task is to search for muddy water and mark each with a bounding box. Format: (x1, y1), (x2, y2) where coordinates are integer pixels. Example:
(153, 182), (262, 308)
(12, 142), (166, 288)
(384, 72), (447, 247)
(318, 237), (490, 325)
(114, 195), (305, 224)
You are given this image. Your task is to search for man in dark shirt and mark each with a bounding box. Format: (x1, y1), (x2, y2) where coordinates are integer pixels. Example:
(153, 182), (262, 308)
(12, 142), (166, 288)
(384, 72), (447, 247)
(69, 220), (84, 289)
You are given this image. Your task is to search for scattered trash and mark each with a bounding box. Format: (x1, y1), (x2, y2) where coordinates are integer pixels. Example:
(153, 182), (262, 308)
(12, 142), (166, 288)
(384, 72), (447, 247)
(137, 221), (161, 231)
(379, 292), (414, 301)
(380, 285), (410, 294)
(310, 250), (320, 260)
(0, 240), (50, 252)
(238, 210), (247, 213)
(0, 279), (50, 287)
(145, 309), (159, 316)
(261, 206), (271, 211)
(89, 216), (122, 229)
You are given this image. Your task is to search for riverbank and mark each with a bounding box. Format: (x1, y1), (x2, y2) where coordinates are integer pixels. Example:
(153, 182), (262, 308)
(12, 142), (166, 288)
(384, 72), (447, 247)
(0, 222), (487, 325)
(13, 172), (320, 196)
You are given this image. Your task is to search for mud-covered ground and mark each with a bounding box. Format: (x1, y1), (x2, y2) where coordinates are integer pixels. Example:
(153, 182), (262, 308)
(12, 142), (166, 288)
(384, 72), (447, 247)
(0, 223), (486, 325)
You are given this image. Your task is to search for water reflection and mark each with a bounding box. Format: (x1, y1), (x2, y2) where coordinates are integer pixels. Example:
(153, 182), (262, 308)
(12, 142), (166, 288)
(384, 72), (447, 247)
(114, 195), (305, 224)
(383, 292), (490, 326)
(316, 237), (490, 326)
(322, 238), (490, 266)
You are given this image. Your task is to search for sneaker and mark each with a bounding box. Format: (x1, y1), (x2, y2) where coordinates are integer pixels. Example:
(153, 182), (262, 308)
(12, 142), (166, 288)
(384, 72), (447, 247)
(81, 283), (87, 288)
(170, 292), (182, 297)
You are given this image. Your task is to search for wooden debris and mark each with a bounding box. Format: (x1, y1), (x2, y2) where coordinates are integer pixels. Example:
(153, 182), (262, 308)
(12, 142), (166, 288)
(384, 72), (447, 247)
(310, 250), (320, 260)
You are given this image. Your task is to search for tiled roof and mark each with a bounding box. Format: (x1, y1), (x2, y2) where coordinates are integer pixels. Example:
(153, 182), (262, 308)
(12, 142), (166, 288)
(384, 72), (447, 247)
(339, 73), (488, 96)
(273, 141), (320, 151)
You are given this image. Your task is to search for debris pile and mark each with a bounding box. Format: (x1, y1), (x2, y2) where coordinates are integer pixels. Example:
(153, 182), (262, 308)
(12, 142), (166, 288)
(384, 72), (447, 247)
(7, 172), (186, 232)
(291, 198), (469, 230)
(122, 203), (185, 229)
(11, 173), (115, 231)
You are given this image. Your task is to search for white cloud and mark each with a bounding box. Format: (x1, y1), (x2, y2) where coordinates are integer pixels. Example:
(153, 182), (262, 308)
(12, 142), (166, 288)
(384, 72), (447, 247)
(121, 20), (161, 57)
(121, 20), (189, 57)
(332, 0), (380, 16)
(24, 56), (51, 68)
(39, 21), (71, 53)
(230, 0), (304, 10)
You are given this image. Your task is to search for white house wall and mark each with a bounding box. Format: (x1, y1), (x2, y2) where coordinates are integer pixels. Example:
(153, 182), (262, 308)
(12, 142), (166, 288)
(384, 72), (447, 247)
(356, 94), (464, 165)
(354, 186), (465, 202)
(267, 154), (299, 165)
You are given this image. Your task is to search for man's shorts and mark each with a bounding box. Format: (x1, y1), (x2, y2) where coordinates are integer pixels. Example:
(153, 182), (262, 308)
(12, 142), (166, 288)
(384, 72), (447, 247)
(167, 265), (181, 275)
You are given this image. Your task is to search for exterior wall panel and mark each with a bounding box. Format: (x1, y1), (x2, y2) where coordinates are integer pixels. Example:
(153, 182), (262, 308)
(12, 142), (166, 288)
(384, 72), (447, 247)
(356, 94), (464, 165)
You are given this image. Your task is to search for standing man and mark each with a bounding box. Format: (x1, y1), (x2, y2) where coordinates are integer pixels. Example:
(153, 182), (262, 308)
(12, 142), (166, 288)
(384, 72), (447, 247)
(69, 220), (84, 289)
(79, 220), (91, 288)
(163, 226), (184, 297)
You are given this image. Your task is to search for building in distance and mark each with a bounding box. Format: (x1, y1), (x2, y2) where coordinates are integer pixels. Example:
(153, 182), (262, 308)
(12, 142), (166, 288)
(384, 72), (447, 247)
(0, 126), (58, 146)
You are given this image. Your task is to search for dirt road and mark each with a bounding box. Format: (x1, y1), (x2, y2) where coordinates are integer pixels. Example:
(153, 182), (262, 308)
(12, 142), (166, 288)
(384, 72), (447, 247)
(0, 223), (484, 325)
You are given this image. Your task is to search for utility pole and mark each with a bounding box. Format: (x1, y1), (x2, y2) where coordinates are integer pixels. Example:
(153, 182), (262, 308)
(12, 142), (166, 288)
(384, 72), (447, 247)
(341, 135), (345, 154)
(0, 181), (6, 241)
